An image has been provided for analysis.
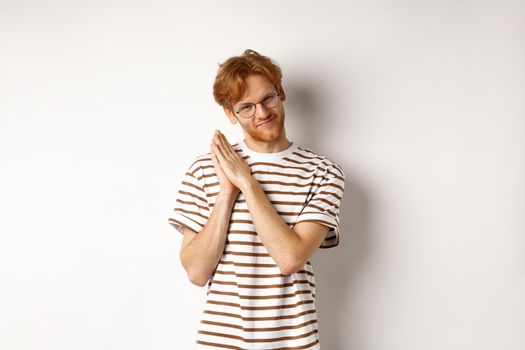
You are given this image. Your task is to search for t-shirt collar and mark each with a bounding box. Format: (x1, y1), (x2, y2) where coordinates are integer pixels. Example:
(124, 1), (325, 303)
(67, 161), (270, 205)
(239, 139), (298, 162)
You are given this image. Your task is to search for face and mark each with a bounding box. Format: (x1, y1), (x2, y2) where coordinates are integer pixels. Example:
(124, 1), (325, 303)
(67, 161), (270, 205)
(224, 74), (287, 145)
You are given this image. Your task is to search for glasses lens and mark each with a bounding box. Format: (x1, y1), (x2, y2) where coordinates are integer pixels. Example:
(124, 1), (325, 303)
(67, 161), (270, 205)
(238, 105), (255, 118)
(236, 93), (280, 118)
(262, 94), (279, 109)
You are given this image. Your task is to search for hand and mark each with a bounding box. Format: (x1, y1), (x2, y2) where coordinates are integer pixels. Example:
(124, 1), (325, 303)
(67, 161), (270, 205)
(210, 130), (253, 193)
(210, 136), (238, 196)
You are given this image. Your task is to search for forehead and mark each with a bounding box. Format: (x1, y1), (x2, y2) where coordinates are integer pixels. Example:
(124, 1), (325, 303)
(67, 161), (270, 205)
(237, 74), (275, 104)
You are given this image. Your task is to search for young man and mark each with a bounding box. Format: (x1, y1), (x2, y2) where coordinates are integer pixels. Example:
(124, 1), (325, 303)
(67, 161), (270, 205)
(168, 49), (346, 349)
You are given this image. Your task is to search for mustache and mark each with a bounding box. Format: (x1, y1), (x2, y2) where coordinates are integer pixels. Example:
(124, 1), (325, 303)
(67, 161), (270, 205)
(256, 114), (276, 126)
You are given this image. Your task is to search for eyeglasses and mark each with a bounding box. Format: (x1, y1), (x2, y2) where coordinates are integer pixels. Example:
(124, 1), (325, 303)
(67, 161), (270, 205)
(233, 91), (281, 119)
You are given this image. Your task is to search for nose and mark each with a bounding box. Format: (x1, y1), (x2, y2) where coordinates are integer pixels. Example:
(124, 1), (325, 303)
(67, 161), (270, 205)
(254, 101), (271, 119)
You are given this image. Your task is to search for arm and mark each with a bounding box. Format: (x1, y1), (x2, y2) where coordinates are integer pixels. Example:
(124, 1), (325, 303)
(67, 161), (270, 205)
(241, 178), (330, 275)
(179, 132), (243, 287)
(210, 130), (332, 275)
(180, 190), (237, 287)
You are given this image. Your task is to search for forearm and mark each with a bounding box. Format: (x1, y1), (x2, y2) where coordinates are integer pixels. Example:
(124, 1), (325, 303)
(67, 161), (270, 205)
(181, 191), (238, 285)
(241, 178), (301, 274)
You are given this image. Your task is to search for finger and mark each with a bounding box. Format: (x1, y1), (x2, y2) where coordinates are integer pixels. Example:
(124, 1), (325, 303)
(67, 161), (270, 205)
(214, 132), (228, 153)
(210, 147), (225, 178)
(212, 139), (228, 165)
(214, 133), (234, 162)
(217, 132), (238, 158)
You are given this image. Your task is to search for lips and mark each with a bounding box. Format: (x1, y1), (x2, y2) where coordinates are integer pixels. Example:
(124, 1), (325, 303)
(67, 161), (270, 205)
(258, 117), (274, 127)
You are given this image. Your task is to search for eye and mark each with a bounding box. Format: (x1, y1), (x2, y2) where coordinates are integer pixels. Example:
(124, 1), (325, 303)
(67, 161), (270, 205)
(239, 104), (253, 112)
(263, 95), (274, 103)
(262, 94), (278, 106)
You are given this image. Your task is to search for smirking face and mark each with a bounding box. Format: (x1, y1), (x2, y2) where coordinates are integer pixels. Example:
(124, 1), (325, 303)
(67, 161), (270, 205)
(225, 74), (287, 147)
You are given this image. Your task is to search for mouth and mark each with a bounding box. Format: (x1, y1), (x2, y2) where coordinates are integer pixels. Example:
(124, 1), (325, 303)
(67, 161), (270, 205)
(257, 117), (275, 127)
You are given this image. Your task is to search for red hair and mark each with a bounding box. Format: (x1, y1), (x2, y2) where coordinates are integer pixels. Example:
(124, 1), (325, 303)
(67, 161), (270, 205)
(213, 49), (283, 110)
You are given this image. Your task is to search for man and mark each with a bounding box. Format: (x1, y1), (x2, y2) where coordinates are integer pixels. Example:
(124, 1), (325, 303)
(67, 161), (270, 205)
(168, 49), (346, 349)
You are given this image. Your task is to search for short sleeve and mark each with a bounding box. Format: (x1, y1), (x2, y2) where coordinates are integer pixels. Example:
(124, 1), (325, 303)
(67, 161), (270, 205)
(294, 163), (346, 248)
(168, 160), (211, 235)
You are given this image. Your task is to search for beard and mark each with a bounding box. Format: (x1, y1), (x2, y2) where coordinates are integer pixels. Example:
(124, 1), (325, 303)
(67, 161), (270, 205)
(244, 110), (286, 143)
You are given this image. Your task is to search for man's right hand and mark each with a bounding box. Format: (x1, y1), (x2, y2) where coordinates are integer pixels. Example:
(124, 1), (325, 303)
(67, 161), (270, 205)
(210, 138), (240, 196)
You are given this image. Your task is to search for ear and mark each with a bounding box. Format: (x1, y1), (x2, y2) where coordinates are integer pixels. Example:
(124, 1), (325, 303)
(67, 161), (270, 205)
(223, 106), (238, 124)
(279, 86), (286, 102)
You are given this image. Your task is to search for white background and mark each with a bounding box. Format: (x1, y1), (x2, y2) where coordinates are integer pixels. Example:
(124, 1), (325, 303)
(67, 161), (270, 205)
(1, 1), (524, 349)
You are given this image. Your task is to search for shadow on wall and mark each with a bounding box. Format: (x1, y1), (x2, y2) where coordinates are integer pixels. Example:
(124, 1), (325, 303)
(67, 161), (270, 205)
(313, 181), (371, 349)
(285, 78), (373, 349)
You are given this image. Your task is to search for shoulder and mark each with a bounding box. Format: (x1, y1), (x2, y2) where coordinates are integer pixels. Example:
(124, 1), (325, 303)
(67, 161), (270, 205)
(185, 152), (212, 178)
(292, 146), (345, 180)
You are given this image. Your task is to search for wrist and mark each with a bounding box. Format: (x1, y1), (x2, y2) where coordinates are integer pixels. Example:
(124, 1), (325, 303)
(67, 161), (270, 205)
(239, 176), (258, 194)
(217, 189), (239, 201)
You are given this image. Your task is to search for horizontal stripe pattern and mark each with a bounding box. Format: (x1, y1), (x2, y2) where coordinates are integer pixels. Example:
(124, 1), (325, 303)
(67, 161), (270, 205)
(169, 140), (345, 349)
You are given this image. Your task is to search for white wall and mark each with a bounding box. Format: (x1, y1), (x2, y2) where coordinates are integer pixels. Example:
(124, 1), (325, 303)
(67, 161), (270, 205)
(1, 1), (524, 349)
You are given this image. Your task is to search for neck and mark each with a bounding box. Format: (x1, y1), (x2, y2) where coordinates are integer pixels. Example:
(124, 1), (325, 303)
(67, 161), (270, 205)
(243, 135), (292, 153)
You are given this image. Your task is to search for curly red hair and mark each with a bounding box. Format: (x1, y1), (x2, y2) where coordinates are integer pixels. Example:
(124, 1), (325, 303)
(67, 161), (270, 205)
(213, 49), (283, 111)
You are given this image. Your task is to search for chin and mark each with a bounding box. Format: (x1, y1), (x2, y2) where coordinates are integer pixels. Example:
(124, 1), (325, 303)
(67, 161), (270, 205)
(244, 114), (285, 141)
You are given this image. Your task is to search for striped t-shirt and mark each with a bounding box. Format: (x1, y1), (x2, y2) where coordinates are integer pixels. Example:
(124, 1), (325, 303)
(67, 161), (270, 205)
(168, 139), (346, 350)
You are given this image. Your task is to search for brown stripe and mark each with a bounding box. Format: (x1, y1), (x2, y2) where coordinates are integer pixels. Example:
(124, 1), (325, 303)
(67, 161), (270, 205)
(290, 150), (324, 161)
(227, 219), (294, 226)
(198, 329), (318, 343)
(320, 243), (338, 248)
(206, 299), (314, 311)
(316, 196), (339, 208)
(251, 170), (315, 180)
(324, 234), (337, 241)
(181, 179), (203, 192)
(208, 289), (313, 300)
(223, 208), (306, 216)
(200, 318), (318, 332)
(218, 259), (311, 268)
(257, 179), (322, 187)
(203, 308), (316, 321)
(306, 204), (337, 217)
(175, 198), (208, 211)
(209, 196), (315, 208)
(215, 269), (314, 278)
(229, 199), (313, 206)
(201, 178), (325, 190)
(319, 181), (344, 192)
(242, 300), (314, 311)
(318, 189), (342, 201)
(177, 189), (207, 205)
(211, 280), (315, 289)
(327, 169), (345, 181)
(223, 251), (270, 257)
(281, 157), (319, 167)
(196, 340), (243, 349)
(295, 218), (335, 229)
(168, 217), (202, 230)
(225, 240), (264, 246)
(252, 190), (314, 196)
(173, 207), (208, 220)
(207, 189), (312, 200)
(226, 230), (258, 236)
(273, 339), (320, 350)
(218, 260), (277, 268)
(214, 270), (283, 278)
(196, 339), (320, 350)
